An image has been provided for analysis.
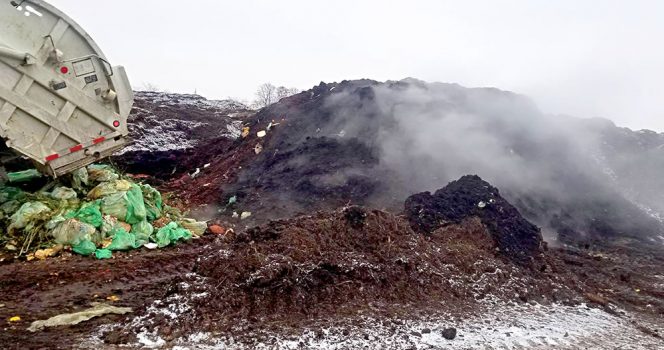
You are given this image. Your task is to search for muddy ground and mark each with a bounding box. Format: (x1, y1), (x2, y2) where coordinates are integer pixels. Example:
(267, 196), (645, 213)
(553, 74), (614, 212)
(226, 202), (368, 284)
(1, 208), (662, 349)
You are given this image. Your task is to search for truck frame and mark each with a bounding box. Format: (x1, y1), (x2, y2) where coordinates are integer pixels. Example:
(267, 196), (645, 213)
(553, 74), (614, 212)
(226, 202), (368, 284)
(0, 0), (133, 177)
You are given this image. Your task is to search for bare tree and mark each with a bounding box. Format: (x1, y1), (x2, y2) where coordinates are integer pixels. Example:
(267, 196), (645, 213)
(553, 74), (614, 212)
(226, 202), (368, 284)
(253, 83), (277, 108)
(276, 86), (301, 100)
(139, 82), (161, 92)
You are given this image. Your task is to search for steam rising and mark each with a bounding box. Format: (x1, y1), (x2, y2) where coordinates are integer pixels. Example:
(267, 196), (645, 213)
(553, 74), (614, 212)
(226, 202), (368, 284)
(321, 79), (664, 245)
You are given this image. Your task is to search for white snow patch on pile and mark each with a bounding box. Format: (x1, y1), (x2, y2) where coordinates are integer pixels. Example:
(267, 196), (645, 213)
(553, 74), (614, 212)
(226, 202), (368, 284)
(173, 302), (664, 349)
(119, 118), (205, 154)
(135, 91), (249, 111)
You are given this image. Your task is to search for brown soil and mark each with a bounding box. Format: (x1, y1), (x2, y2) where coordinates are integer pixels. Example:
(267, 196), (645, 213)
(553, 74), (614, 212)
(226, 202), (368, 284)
(0, 236), (217, 349)
(0, 209), (662, 348)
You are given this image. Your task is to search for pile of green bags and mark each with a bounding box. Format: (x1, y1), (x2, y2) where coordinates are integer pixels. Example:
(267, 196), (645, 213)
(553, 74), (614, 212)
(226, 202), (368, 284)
(0, 164), (206, 259)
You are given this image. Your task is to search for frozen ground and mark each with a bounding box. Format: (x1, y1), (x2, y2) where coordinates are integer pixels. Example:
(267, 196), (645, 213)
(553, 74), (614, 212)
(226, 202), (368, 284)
(94, 297), (662, 349)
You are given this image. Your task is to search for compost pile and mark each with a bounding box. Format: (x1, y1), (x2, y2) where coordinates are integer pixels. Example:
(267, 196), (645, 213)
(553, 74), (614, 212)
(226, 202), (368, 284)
(113, 91), (251, 180)
(165, 79), (664, 248)
(0, 164), (206, 261)
(112, 208), (575, 342)
(405, 175), (546, 267)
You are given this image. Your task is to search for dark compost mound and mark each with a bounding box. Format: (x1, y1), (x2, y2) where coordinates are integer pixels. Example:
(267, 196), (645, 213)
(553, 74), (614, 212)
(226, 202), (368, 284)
(186, 207), (569, 330)
(405, 175), (546, 266)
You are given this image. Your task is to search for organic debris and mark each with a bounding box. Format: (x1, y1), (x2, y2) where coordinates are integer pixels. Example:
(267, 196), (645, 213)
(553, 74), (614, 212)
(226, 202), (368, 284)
(0, 164), (205, 260)
(405, 175), (546, 267)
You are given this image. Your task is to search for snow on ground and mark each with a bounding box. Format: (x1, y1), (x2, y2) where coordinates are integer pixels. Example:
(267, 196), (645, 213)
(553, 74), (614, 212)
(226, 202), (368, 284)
(168, 301), (663, 350)
(117, 91), (247, 154)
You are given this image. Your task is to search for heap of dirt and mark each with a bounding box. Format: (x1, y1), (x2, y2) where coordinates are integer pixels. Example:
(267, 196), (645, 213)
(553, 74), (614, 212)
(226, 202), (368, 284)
(118, 80), (664, 248)
(107, 197), (578, 342)
(156, 79), (664, 249)
(405, 175), (546, 267)
(112, 91), (251, 180)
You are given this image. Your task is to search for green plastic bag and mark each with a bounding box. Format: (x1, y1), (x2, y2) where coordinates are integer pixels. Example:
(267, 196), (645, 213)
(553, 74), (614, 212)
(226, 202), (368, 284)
(156, 222), (192, 248)
(50, 219), (97, 246)
(0, 200), (21, 216)
(106, 227), (136, 251)
(87, 180), (132, 199)
(140, 184), (163, 221)
(71, 167), (89, 191)
(95, 249), (112, 259)
(179, 218), (207, 237)
(100, 215), (117, 237)
(0, 186), (23, 204)
(87, 164), (119, 183)
(45, 214), (66, 230)
(72, 240), (96, 256)
(66, 202), (103, 228)
(99, 185), (147, 225)
(125, 184), (147, 224)
(51, 186), (77, 200)
(9, 202), (51, 230)
(100, 192), (128, 221)
(132, 220), (154, 246)
(7, 169), (42, 183)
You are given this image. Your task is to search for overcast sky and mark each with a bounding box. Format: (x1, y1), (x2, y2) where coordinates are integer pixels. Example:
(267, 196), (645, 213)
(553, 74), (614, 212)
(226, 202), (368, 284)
(48, 0), (663, 131)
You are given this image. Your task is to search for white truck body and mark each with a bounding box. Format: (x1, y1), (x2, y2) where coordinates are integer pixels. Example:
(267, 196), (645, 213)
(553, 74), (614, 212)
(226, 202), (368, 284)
(0, 0), (133, 176)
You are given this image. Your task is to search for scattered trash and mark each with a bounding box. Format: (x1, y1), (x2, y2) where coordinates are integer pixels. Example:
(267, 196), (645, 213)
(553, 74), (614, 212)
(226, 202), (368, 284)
(34, 245), (63, 260)
(203, 163), (211, 169)
(240, 211), (252, 220)
(143, 242), (158, 250)
(208, 224), (225, 235)
(72, 240), (97, 256)
(94, 249), (112, 259)
(106, 295), (120, 302)
(155, 222), (192, 248)
(266, 121), (280, 131)
(228, 196), (237, 205)
(190, 168), (201, 179)
(179, 218), (207, 237)
(254, 143), (263, 154)
(9, 315), (21, 322)
(232, 211), (239, 218)
(27, 303), (132, 332)
(241, 126), (250, 138)
(478, 201), (487, 208)
(257, 130), (267, 138)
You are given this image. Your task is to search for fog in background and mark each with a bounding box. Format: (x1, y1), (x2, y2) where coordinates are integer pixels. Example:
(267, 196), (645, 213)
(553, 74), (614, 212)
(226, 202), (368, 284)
(47, 0), (664, 131)
(319, 79), (664, 243)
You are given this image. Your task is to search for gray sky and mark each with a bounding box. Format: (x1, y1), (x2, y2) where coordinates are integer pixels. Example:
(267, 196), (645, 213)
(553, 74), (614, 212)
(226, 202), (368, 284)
(49, 0), (664, 131)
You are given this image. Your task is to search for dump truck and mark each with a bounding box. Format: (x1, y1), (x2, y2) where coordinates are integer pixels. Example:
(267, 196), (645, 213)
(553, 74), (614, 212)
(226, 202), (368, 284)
(0, 0), (133, 177)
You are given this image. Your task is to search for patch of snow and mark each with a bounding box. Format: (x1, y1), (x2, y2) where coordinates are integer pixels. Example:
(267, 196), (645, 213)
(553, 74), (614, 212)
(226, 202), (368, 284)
(172, 302), (664, 349)
(135, 91), (249, 111)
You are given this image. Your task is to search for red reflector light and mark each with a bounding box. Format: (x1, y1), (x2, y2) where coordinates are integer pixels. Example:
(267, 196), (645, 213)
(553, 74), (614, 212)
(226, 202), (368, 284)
(93, 137), (105, 144)
(45, 154), (60, 162)
(60, 66), (69, 74)
(113, 120), (120, 127)
(69, 144), (83, 153)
